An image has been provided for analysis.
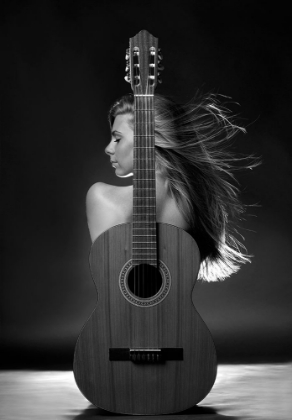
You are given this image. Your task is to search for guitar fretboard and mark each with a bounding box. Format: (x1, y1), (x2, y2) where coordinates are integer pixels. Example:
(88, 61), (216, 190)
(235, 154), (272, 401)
(132, 95), (157, 266)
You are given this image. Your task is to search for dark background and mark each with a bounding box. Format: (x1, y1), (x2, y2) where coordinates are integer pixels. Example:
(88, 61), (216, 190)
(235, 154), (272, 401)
(1, 0), (291, 368)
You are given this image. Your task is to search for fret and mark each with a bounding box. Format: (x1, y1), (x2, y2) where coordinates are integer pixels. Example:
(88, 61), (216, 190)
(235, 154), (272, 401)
(134, 205), (156, 209)
(133, 240), (157, 243)
(132, 256), (157, 259)
(133, 249), (156, 251)
(136, 199), (156, 202)
(133, 218), (156, 220)
(133, 196), (155, 198)
(132, 246), (156, 251)
(134, 169), (155, 171)
(134, 157), (155, 160)
(133, 234), (156, 236)
(136, 228), (157, 236)
(133, 202), (155, 205)
(133, 206), (156, 209)
(133, 159), (155, 162)
(132, 249), (156, 252)
(133, 220), (156, 223)
(133, 212), (155, 215)
(133, 253), (156, 255)
(134, 116), (153, 120)
(133, 195), (156, 198)
(133, 192), (155, 194)
(133, 223), (156, 226)
(133, 225), (156, 227)
(133, 187), (155, 189)
(134, 170), (155, 173)
(133, 228), (156, 230)
(132, 258), (157, 260)
(134, 121), (154, 125)
(135, 200), (155, 203)
(133, 169), (155, 172)
(134, 148), (155, 152)
(133, 225), (156, 228)
(134, 157), (155, 159)
(133, 232), (156, 235)
(134, 157), (154, 159)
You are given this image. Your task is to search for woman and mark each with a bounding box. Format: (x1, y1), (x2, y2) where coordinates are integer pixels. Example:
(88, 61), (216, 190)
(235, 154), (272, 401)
(86, 93), (256, 282)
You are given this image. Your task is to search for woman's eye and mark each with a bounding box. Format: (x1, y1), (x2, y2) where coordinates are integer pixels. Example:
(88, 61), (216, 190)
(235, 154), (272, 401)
(114, 138), (121, 143)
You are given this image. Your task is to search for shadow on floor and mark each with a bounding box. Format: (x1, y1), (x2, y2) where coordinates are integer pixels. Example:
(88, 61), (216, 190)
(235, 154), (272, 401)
(69, 404), (240, 420)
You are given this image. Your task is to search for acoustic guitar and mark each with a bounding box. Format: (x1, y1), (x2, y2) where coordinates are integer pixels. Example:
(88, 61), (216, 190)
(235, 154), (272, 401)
(73, 29), (217, 415)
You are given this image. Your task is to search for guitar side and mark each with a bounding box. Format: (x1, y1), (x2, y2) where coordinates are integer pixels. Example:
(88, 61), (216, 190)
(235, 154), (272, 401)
(73, 222), (217, 415)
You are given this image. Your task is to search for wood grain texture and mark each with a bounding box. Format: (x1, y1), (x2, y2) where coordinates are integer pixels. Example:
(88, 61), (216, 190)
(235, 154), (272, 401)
(73, 223), (217, 415)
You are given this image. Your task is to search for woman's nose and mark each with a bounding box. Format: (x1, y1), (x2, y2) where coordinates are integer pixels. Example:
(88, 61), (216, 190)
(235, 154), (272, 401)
(105, 140), (114, 156)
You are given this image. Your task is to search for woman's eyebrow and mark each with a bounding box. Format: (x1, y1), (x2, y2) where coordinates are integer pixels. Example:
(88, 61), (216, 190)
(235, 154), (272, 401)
(111, 130), (122, 138)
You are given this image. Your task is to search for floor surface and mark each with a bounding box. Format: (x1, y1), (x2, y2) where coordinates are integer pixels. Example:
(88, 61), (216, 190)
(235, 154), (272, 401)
(1, 364), (291, 420)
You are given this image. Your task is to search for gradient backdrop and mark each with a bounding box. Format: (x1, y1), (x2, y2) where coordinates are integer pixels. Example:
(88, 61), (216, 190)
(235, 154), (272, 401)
(1, 0), (291, 368)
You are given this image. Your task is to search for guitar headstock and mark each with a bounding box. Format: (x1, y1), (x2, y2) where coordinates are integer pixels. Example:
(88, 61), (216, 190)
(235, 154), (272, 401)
(125, 30), (163, 95)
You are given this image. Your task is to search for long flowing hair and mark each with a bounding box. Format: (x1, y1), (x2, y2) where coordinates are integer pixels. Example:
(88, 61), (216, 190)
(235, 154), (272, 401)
(108, 93), (257, 281)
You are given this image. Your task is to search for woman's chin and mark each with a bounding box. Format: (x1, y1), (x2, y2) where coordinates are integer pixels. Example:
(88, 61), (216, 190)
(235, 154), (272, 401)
(115, 169), (133, 178)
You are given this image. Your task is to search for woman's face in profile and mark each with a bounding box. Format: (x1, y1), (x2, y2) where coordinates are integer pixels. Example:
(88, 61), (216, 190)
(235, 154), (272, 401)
(105, 113), (134, 178)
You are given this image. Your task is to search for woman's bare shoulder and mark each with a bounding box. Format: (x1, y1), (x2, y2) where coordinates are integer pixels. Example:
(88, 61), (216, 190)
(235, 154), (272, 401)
(86, 182), (132, 242)
(87, 182), (115, 201)
(86, 182), (132, 207)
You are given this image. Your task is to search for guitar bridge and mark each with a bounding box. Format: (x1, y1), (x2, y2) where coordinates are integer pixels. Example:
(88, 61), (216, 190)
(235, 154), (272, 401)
(109, 348), (183, 364)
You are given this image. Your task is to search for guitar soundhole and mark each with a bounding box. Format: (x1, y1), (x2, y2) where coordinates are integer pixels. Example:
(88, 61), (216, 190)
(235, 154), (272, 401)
(127, 264), (163, 298)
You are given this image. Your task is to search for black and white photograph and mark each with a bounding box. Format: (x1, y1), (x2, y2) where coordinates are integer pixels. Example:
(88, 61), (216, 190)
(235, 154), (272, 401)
(1, 1), (291, 419)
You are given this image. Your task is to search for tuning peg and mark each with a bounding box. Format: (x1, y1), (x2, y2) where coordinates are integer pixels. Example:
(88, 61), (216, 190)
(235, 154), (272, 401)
(125, 65), (129, 72)
(158, 48), (163, 61)
(158, 64), (164, 71)
(157, 76), (162, 84)
(124, 74), (131, 83)
(125, 48), (130, 60)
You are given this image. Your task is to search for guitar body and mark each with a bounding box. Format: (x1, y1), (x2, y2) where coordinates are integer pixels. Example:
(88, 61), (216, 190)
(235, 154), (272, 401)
(73, 222), (217, 415)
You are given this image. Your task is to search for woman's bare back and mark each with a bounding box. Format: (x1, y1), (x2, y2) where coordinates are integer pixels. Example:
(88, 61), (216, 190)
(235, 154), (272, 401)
(86, 175), (189, 243)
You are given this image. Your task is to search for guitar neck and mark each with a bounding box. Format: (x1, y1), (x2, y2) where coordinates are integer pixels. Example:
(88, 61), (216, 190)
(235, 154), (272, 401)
(126, 30), (160, 267)
(132, 94), (157, 266)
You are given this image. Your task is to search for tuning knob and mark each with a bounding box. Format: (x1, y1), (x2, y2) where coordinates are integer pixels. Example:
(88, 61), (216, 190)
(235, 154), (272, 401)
(124, 74), (131, 83)
(125, 48), (130, 60)
(158, 48), (163, 61)
(157, 76), (162, 84)
(158, 64), (164, 71)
